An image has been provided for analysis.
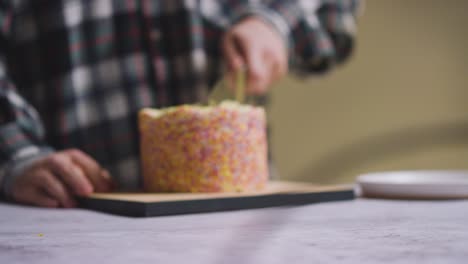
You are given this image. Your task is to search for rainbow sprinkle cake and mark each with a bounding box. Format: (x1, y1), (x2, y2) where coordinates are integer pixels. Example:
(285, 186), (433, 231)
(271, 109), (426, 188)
(139, 101), (268, 192)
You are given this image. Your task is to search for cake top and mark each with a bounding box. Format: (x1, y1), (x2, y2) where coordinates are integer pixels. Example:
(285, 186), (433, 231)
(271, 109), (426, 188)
(140, 100), (263, 119)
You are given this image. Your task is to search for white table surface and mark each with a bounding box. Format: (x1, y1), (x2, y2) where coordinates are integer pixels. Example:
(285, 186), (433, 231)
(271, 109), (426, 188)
(1, 199), (467, 264)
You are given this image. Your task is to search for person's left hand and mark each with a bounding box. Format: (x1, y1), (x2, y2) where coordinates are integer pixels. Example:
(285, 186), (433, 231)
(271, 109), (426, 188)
(222, 17), (288, 95)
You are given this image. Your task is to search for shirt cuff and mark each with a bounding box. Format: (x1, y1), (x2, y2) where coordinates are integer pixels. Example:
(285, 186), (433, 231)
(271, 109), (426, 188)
(0, 144), (54, 200)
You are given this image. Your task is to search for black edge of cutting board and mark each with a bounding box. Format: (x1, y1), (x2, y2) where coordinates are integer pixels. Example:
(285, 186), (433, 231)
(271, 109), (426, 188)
(78, 189), (355, 217)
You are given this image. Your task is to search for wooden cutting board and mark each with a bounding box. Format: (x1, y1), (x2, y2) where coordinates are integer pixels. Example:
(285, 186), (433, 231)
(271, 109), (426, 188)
(78, 181), (354, 217)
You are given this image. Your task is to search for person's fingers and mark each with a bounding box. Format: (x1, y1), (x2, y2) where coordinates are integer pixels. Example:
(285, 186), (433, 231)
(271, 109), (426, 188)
(247, 48), (286, 93)
(244, 45), (269, 95)
(224, 17), (289, 95)
(223, 33), (248, 93)
(67, 149), (112, 192)
(45, 153), (93, 196)
(230, 32), (270, 95)
(35, 169), (76, 208)
(222, 33), (245, 73)
(13, 186), (59, 208)
(29, 189), (60, 208)
(266, 49), (288, 84)
(100, 169), (117, 190)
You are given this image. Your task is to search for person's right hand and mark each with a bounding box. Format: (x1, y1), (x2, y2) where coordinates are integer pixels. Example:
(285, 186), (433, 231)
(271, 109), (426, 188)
(10, 149), (114, 208)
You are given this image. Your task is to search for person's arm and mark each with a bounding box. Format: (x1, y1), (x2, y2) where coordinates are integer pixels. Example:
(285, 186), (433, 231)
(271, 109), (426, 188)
(259, 0), (360, 74)
(0, 2), (112, 207)
(0, 1), (53, 198)
(204, 0), (360, 94)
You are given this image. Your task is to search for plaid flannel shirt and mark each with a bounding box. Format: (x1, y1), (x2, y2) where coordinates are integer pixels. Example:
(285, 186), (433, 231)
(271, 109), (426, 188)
(0, 0), (359, 195)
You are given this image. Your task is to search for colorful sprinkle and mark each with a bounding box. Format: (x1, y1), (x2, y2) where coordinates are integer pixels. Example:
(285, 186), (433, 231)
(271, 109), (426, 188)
(139, 101), (268, 192)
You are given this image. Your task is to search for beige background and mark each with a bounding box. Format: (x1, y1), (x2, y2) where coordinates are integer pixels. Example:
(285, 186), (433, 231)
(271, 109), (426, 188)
(271, 0), (468, 184)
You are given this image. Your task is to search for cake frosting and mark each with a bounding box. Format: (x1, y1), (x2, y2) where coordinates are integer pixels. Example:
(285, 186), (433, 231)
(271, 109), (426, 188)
(139, 101), (268, 192)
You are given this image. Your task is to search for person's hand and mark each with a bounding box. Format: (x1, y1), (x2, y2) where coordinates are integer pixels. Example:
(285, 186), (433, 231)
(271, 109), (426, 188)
(222, 17), (288, 95)
(11, 149), (114, 208)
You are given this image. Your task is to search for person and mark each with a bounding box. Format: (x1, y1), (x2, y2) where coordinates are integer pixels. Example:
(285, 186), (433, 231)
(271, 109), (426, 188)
(0, 0), (360, 208)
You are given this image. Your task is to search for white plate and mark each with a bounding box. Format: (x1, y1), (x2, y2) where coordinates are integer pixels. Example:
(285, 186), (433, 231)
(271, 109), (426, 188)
(357, 170), (468, 199)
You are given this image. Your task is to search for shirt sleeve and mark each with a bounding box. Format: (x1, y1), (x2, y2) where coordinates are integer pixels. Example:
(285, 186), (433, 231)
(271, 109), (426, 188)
(202, 0), (361, 76)
(0, 1), (53, 199)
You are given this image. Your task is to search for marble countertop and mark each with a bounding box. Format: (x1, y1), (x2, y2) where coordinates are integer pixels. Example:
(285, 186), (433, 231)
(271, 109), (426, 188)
(1, 198), (467, 263)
